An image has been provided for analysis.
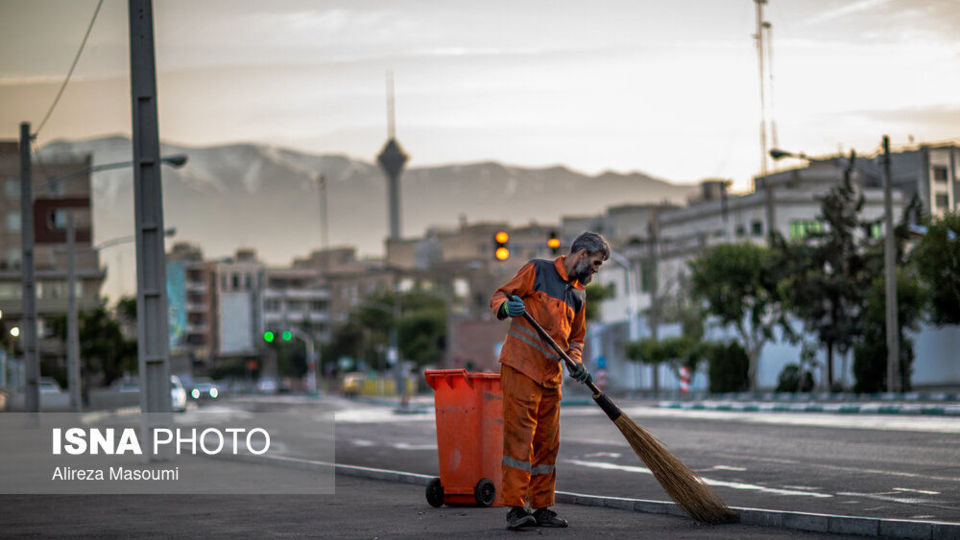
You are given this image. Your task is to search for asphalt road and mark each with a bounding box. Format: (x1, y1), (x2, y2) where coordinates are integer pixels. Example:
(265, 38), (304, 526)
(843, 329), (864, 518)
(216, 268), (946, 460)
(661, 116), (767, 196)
(1, 474), (864, 539)
(316, 396), (960, 523)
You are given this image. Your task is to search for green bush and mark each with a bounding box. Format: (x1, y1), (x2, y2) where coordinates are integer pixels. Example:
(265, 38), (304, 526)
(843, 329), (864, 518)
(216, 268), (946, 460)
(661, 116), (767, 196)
(707, 341), (749, 393)
(776, 364), (814, 392)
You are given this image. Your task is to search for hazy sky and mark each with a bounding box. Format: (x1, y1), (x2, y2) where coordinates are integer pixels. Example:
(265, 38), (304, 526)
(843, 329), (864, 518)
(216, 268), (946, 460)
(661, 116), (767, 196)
(2, 0), (959, 192)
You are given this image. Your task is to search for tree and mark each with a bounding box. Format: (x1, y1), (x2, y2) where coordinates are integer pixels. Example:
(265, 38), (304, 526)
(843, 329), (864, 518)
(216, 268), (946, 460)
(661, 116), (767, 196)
(48, 306), (137, 388)
(853, 269), (926, 393)
(688, 242), (792, 392)
(912, 211), (960, 326)
(706, 341), (750, 393)
(625, 336), (695, 394)
(779, 170), (871, 390)
(585, 282), (615, 322)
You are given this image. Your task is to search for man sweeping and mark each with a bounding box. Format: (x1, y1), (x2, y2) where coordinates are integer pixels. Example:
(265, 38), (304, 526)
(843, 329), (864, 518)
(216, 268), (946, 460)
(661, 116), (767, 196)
(490, 231), (609, 530)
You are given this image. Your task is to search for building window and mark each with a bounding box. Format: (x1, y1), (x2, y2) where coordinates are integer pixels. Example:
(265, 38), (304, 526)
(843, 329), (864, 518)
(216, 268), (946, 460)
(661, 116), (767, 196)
(4, 178), (19, 199)
(789, 220), (825, 240)
(286, 300), (304, 312)
(751, 220), (763, 237)
(231, 274), (239, 289)
(5, 247), (21, 268)
(310, 300), (326, 311)
(735, 224), (746, 237)
(244, 274), (252, 290)
(5, 211), (21, 231)
(935, 194), (950, 210)
(933, 165), (949, 183)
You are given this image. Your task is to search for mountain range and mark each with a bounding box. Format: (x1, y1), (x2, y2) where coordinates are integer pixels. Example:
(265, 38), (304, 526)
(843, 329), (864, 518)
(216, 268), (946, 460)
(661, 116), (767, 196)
(38, 136), (697, 297)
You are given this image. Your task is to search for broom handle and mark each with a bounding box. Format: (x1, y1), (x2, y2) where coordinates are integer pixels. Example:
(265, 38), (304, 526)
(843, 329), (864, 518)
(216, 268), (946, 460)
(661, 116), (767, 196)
(520, 312), (603, 396)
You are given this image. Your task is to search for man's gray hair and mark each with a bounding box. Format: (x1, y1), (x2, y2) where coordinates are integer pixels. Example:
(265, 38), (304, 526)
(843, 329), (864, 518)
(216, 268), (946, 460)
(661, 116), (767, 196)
(569, 231), (610, 260)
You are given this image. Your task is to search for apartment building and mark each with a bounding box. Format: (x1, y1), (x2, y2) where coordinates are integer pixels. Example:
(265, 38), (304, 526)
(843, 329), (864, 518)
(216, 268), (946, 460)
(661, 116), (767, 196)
(0, 142), (105, 364)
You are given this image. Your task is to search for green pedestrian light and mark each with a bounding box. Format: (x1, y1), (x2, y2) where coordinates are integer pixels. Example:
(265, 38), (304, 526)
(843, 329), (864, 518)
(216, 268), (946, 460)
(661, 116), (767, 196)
(263, 331), (275, 343)
(282, 331), (292, 341)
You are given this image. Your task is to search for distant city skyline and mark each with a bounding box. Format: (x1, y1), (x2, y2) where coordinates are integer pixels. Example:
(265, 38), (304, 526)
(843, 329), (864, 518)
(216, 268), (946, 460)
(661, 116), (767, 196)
(2, 0), (959, 192)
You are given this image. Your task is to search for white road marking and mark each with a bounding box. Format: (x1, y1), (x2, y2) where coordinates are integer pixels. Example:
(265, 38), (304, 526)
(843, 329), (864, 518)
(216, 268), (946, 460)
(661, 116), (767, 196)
(836, 491), (934, 504)
(335, 408), (434, 423)
(620, 405), (960, 434)
(564, 459), (833, 498)
(893, 487), (940, 495)
(349, 439), (437, 451)
(708, 465), (747, 472)
(711, 452), (960, 484)
(583, 452), (622, 459)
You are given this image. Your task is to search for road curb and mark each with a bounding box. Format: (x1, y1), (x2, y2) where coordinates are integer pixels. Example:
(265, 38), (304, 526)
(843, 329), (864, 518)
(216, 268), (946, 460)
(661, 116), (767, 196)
(658, 401), (960, 416)
(219, 453), (960, 539)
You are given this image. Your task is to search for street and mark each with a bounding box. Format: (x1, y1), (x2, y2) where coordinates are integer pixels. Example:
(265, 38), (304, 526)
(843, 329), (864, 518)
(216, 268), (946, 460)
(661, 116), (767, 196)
(326, 396), (960, 523)
(2, 393), (959, 538)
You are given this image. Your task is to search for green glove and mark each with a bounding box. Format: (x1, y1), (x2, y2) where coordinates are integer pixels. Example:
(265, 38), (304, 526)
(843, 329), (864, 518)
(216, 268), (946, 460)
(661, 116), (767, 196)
(569, 362), (592, 384)
(500, 295), (526, 318)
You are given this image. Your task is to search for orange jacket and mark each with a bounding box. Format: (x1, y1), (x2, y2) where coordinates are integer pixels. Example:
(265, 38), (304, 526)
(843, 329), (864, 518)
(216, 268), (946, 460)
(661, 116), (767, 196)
(491, 256), (586, 388)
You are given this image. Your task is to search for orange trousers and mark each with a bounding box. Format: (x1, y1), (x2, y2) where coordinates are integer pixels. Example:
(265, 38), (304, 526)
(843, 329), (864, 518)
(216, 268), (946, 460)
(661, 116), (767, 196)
(500, 364), (561, 509)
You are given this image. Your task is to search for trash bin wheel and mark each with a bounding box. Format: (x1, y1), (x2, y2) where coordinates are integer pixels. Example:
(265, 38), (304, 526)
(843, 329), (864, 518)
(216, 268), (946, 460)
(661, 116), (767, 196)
(474, 477), (496, 507)
(426, 478), (444, 507)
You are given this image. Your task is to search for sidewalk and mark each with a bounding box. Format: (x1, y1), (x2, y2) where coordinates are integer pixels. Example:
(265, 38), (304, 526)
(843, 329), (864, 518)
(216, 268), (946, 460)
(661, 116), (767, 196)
(1, 473), (868, 539)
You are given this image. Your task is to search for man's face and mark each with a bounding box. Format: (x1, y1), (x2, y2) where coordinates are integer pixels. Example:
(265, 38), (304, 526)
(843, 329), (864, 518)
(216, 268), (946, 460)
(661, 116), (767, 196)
(572, 250), (605, 285)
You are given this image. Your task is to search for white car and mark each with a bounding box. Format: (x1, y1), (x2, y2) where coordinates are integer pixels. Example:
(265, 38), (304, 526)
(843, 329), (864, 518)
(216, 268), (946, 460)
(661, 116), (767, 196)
(39, 377), (64, 394)
(170, 375), (187, 412)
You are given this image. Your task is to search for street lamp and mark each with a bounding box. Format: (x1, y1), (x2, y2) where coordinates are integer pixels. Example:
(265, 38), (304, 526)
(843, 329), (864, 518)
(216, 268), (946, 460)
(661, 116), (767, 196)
(768, 148), (808, 161)
(20, 154), (187, 412)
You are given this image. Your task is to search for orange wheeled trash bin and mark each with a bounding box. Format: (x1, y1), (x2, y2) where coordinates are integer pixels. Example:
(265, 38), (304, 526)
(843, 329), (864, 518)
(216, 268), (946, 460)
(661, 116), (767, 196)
(424, 369), (503, 507)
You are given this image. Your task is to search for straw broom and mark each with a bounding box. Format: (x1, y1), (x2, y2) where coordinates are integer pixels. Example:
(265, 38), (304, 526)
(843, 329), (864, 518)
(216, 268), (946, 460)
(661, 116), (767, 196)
(521, 312), (738, 524)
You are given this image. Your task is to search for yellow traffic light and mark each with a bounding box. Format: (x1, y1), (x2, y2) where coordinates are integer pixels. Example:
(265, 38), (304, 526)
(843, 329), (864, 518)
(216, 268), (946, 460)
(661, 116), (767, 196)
(547, 237), (560, 249)
(495, 247), (510, 261)
(495, 231), (509, 244)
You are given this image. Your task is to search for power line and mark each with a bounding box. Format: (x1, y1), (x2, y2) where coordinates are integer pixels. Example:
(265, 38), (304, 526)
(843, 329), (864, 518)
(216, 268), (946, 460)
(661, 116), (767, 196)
(33, 0), (105, 137)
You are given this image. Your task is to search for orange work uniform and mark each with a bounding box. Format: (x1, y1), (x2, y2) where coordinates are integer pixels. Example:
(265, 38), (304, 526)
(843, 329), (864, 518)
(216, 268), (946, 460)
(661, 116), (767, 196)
(490, 256), (586, 509)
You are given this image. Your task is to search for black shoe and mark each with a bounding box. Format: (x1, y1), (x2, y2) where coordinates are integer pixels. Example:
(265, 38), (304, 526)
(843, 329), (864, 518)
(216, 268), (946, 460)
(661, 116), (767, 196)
(506, 507), (536, 530)
(532, 508), (568, 528)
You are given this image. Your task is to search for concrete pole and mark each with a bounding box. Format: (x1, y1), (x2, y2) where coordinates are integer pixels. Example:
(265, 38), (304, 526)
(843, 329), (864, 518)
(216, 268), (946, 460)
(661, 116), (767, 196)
(66, 213), (81, 411)
(19, 122), (39, 412)
(882, 135), (900, 392)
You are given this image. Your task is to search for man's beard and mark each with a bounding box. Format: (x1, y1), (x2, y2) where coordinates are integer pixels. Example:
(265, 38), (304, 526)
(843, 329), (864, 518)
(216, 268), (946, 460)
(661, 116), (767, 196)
(573, 258), (593, 284)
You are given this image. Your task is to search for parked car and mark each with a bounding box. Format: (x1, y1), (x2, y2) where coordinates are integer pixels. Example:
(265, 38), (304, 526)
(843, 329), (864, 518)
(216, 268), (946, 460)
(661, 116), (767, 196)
(256, 377), (278, 394)
(110, 376), (187, 412)
(170, 375), (187, 412)
(341, 372), (366, 397)
(39, 377), (64, 394)
(190, 378), (220, 400)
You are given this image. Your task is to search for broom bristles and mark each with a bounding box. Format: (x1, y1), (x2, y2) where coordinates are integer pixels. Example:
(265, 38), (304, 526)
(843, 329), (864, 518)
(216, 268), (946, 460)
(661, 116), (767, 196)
(613, 413), (739, 524)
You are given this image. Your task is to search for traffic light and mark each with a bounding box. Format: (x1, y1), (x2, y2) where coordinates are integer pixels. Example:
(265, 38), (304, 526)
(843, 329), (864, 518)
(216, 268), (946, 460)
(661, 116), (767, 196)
(264, 330), (293, 343)
(493, 231), (510, 261)
(547, 230), (560, 256)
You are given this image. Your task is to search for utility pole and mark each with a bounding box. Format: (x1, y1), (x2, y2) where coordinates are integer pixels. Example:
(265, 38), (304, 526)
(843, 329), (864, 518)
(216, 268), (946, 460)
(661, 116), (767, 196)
(66, 213), (81, 411)
(317, 174), (329, 249)
(648, 214), (661, 394)
(754, 0), (769, 177)
(19, 122), (39, 412)
(129, 0), (172, 424)
(882, 135), (900, 392)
